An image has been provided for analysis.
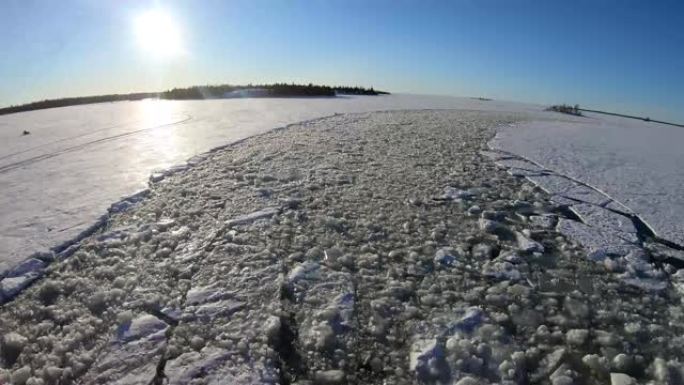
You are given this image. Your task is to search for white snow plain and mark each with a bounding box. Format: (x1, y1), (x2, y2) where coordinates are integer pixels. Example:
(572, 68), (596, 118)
(0, 94), (540, 273)
(491, 113), (684, 249)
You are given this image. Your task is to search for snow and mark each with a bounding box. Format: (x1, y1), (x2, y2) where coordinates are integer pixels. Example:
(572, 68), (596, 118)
(0, 94), (539, 273)
(491, 114), (684, 248)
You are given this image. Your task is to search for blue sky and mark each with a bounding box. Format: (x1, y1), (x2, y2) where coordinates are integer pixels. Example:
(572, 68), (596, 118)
(1, 0), (683, 121)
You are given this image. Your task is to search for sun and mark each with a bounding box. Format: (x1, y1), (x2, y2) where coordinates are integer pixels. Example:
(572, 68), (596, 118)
(134, 10), (183, 57)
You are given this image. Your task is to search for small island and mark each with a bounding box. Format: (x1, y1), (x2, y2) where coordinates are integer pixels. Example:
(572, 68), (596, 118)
(0, 83), (390, 116)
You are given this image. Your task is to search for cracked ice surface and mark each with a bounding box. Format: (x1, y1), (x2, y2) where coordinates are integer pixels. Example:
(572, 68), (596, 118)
(1, 111), (683, 384)
(491, 115), (684, 249)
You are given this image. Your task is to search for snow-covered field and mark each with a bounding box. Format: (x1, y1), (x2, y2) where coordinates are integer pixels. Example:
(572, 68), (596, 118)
(0, 94), (541, 274)
(491, 113), (684, 254)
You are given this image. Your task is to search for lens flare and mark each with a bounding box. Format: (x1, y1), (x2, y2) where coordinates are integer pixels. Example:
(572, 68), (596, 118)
(134, 10), (183, 57)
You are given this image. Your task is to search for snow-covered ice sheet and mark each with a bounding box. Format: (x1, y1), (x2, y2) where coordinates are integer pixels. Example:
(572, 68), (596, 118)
(0, 94), (541, 271)
(491, 114), (684, 248)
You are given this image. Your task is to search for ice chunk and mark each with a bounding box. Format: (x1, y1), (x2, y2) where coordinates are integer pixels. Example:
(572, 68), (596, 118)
(165, 347), (278, 385)
(10, 366), (31, 385)
(84, 314), (168, 384)
(117, 314), (168, 342)
(620, 277), (667, 292)
(191, 299), (245, 320)
(483, 261), (521, 281)
(5, 258), (45, 278)
(434, 248), (459, 267)
(287, 261), (321, 284)
(446, 307), (485, 336)
(225, 207), (278, 227)
(529, 214), (556, 229)
(1, 332), (28, 365)
(610, 373), (637, 385)
(443, 187), (473, 200)
(185, 284), (235, 306)
(0, 273), (42, 302)
(516, 231), (544, 253)
(531, 348), (566, 382)
(410, 339), (447, 381)
(313, 370), (346, 384)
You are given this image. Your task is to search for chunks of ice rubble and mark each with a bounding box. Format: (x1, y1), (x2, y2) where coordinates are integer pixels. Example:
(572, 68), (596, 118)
(482, 261), (521, 281)
(531, 348), (566, 382)
(409, 338), (448, 381)
(620, 276), (667, 292)
(0, 273), (42, 303)
(2, 332), (28, 365)
(443, 186), (483, 200)
(610, 372), (637, 385)
(447, 307), (486, 335)
(454, 377), (481, 385)
(4, 258), (45, 278)
(150, 164), (189, 183)
(184, 285), (245, 320)
(434, 247), (460, 267)
(186, 284), (236, 305)
(10, 366), (31, 385)
(479, 218), (500, 233)
(529, 214), (556, 229)
(615, 250), (668, 292)
(109, 189), (149, 213)
(287, 261), (321, 285)
(313, 370), (346, 384)
(83, 314), (169, 384)
(557, 218), (636, 260)
(225, 207), (279, 227)
(155, 218), (176, 231)
(117, 314), (168, 342)
(164, 347), (279, 385)
(0, 257), (46, 302)
(515, 231), (544, 253)
(565, 329), (589, 346)
(192, 299), (246, 319)
(672, 270), (684, 295)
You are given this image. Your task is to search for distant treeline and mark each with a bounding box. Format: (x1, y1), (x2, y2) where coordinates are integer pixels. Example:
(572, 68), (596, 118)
(0, 93), (157, 116)
(548, 104), (582, 116)
(160, 83), (387, 99)
(0, 83), (389, 116)
(548, 103), (684, 128)
(577, 108), (684, 128)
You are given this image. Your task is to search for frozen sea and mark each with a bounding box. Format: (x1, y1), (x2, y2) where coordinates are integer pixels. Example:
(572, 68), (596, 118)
(1, 94), (682, 274)
(491, 112), (684, 249)
(0, 94), (540, 272)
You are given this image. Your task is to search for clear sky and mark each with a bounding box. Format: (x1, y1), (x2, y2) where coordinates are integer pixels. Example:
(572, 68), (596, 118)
(1, 0), (683, 121)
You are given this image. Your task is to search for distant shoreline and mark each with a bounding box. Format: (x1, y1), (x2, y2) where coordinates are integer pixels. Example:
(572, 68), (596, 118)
(0, 83), (390, 116)
(578, 108), (684, 128)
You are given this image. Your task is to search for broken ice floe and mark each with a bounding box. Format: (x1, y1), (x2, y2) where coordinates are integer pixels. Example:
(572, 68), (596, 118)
(81, 314), (169, 385)
(434, 248), (460, 267)
(150, 164), (190, 183)
(487, 145), (680, 295)
(164, 346), (279, 385)
(0, 258), (46, 303)
(225, 207), (279, 227)
(515, 231), (544, 253)
(117, 314), (169, 342)
(442, 186), (485, 201)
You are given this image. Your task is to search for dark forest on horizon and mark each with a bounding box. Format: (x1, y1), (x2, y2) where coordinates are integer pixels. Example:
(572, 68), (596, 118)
(0, 83), (390, 115)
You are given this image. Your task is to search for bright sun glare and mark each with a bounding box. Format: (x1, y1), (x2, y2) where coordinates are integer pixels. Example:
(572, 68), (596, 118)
(135, 10), (183, 57)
